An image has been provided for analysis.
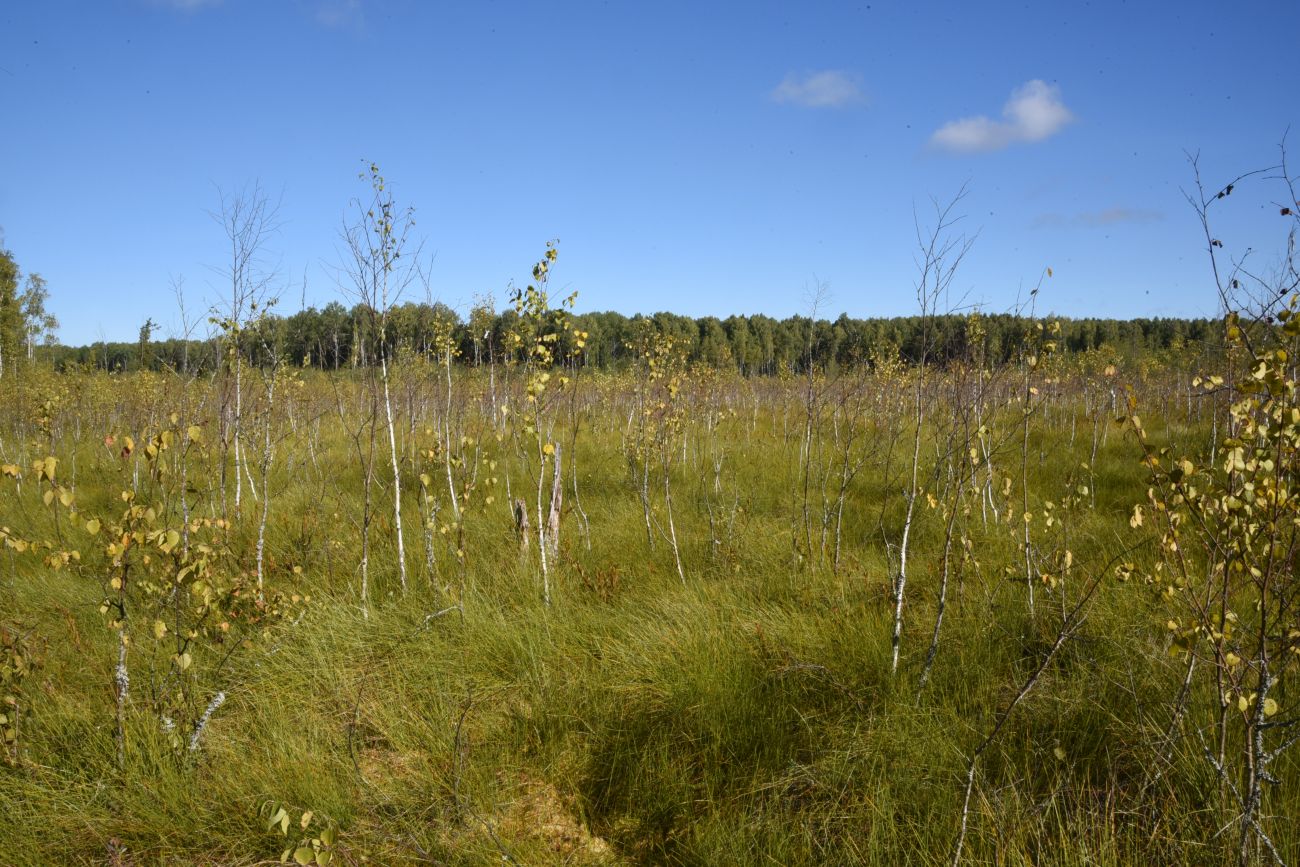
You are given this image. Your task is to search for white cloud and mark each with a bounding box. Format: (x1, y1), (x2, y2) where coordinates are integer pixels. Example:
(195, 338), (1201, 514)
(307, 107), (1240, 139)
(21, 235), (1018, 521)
(931, 80), (1074, 153)
(770, 70), (864, 108)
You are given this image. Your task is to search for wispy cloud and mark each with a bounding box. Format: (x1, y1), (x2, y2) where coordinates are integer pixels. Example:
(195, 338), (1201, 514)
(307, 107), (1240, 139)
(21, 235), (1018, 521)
(148, 0), (222, 10)
(1033, 207), (1164, 229)
(931, 80), (1074, 153)
(770, 70), (864, 108)
(314, 0), (363, 29)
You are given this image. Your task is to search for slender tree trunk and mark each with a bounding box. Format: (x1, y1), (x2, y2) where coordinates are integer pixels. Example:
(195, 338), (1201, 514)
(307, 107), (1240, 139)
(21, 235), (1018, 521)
(381, 352), (407, 593)
(442, 348), (461, 528)
(114, 627), (129, 770)
(233, 353), (243, 512)
(255, 375), (275, 602)
(892, 378), (924, 675)
(545, 443), (562, 564)
(536, 444), (551, 606)
(1022, 381), (1034, 619)
(664, 450), (686, 585)
(919, 472), (965, 695)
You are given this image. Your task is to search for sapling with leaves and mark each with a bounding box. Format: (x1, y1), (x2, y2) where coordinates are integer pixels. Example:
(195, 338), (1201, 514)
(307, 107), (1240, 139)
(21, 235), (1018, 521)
(91, 477), (301, 762)
(245, 304), (294, 602)
(431, 309), (466, 574)
(413, 311), (500, 602)
(261, 801), (341, 866)
(688, 365), (743, 568)
(1124, 147), (1300, 866)
(505, 242), (579, 605)
(964, 312), (1004, 526)
(0, 621), (42, 767)
(330, 362), (379, 613)
(949, 535), (1136, 866)
(795, 283), (832, 570)
(165, 275), (207, 556)
(1011, 300), (1062, 621)
(917, 355), (987, 694)
(338, 162), (422, 603)
(210, 184), (281, 519)
(0, 413), (303, 767)
(890, 191), (974, 676)
(626, 320), (691, 583)
(625, 324), (659, 554)
(821, 358), (881, 576)
(564, 320), (594, 551)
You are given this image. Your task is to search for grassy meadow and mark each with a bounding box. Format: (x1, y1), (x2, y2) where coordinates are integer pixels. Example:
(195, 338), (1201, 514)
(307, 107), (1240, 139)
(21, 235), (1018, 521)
(0, 343), (1297, 866)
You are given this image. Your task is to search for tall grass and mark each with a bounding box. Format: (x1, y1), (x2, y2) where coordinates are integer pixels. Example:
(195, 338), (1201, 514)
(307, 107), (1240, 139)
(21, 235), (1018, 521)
(0, 365), (1293, 865)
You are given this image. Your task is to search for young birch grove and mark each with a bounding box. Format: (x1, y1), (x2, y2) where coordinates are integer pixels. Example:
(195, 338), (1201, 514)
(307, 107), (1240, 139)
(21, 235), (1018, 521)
(1, 155), (1300, 865)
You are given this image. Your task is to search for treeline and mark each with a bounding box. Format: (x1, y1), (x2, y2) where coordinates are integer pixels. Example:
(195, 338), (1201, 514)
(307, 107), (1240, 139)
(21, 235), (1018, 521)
(53, 301), (1220, 375)
(0, 245), (57, 379)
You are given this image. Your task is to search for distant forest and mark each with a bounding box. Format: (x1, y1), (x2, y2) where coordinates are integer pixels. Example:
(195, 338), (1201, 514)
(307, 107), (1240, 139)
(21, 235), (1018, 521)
(54, 302), (1220, 375)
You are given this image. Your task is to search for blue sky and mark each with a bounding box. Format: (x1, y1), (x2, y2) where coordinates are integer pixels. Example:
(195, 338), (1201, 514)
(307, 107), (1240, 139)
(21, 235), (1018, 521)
(1, 0), (1297, 345)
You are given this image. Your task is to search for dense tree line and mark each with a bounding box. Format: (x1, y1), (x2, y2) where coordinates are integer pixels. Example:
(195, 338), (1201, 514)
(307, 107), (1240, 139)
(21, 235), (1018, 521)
(48, 300), (1218, 375)
(0, 240), (1219, 377)
(0, 243), (58, 379)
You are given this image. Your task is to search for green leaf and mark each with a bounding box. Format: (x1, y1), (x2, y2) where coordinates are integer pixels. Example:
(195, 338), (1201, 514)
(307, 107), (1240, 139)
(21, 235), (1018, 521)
(294, 847), (314, 864)
(267, 806), (288, 832)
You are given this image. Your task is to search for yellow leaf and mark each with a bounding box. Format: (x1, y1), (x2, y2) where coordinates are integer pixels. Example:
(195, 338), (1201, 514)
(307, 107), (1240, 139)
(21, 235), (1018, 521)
(86, 518), (101, 535)
(153, 620), (167, 640)
(1263, 698), (1279, 717)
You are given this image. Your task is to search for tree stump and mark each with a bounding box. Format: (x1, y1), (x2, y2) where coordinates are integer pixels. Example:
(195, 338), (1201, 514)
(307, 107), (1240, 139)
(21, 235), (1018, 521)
(513, 498), (530, 554)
